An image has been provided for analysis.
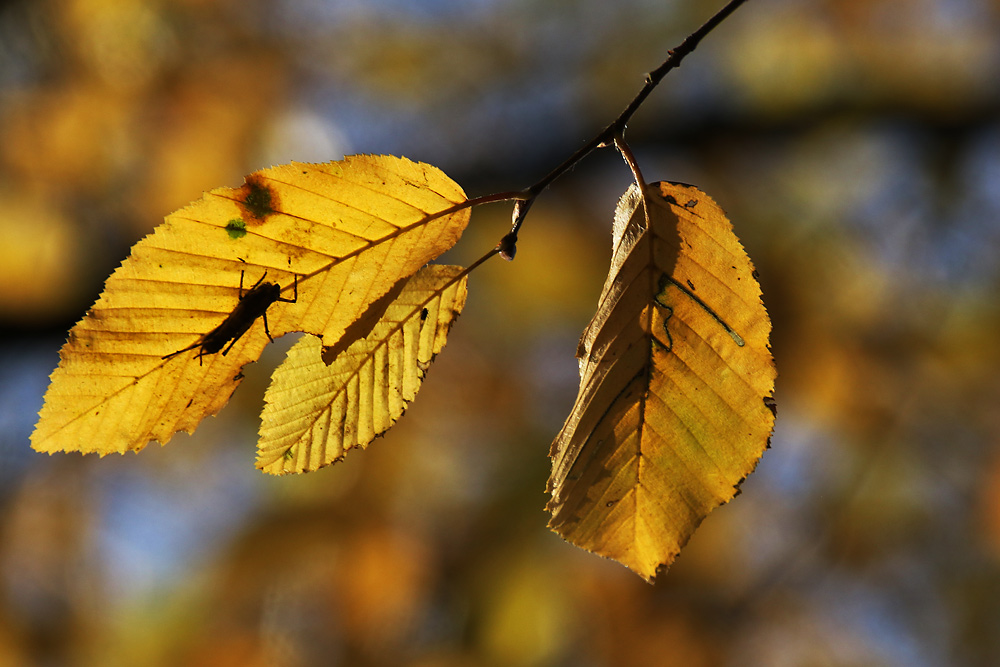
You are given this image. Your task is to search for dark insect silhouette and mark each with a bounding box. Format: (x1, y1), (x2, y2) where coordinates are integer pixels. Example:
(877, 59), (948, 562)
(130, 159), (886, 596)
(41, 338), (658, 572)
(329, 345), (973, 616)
(163, 270), (298, 365)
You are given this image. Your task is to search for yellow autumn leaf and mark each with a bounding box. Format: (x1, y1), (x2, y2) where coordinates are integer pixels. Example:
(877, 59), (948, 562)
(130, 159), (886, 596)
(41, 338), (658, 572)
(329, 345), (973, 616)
(547, 181), (776, 582)
(32, 155), (470, 456)
(256, 264), (469, 475)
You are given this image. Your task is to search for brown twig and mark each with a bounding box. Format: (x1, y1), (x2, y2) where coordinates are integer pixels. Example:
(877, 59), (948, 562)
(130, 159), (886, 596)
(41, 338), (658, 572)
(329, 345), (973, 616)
(490, 0), (750, 259)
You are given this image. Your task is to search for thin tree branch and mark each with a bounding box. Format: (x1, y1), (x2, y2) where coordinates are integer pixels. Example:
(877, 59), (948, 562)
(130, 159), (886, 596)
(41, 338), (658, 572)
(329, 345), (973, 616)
(492, 0), (749, 259)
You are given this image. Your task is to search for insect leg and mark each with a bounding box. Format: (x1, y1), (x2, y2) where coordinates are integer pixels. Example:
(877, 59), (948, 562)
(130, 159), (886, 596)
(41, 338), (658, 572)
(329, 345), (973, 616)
(162, 341), (200, 361)
(262, 312), (274, 343)
(222, 337), (239, 356)
(240, 270), (268, 299)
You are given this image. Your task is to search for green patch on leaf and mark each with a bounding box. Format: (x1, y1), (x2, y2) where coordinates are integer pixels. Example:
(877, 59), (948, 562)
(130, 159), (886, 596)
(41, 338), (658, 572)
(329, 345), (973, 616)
(243, 180), (274, 220)
(226, 218), (247, 240)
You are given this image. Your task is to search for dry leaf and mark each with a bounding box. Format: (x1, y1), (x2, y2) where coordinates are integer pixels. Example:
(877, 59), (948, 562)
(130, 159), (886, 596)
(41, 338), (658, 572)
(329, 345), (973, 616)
(32, 155), (469, 456)
(256, 264), (469, 474)
(547, 182), (776, 581)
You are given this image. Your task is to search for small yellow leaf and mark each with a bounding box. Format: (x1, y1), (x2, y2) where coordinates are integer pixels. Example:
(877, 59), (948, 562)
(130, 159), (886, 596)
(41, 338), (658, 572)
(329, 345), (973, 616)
(547, 182), (776, 582)
(256, 264), (469, 475)
(32, 155), (470, 456)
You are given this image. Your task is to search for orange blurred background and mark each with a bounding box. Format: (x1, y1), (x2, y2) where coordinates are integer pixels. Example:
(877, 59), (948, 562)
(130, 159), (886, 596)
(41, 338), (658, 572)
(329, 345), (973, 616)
(2, 0), (1000, 664)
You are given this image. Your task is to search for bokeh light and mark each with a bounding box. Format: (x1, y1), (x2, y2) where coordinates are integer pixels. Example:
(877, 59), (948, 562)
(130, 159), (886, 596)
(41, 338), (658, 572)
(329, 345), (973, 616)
(2, 0), (999, 664)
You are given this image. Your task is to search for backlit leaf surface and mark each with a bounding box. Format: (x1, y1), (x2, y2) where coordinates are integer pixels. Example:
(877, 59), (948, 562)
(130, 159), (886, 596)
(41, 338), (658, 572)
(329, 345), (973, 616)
(32, 155), (469, 456)
(257, 264), (469, 474)
(547, 182), (776, 581)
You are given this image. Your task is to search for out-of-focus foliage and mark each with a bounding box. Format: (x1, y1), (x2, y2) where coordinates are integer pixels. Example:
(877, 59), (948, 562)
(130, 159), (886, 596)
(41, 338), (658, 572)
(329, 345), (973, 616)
(3, 0), (1000, 665)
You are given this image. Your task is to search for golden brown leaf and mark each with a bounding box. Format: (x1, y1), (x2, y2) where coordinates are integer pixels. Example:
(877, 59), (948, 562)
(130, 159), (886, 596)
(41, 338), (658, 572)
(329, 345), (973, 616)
(547, 182), (776, 581)
(256, 264), (469, 474)
(32, 155), (469, 456)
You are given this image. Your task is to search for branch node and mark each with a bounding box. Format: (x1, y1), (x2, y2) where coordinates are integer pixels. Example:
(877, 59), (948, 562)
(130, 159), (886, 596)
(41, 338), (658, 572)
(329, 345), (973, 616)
(498, 232), (518, 261)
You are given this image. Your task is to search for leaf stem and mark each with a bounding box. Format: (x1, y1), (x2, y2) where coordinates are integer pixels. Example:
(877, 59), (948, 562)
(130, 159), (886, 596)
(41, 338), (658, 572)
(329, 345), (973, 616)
(614, 134), (647, 194)
(461, 246), (502, 277)
(614, 133), (653, 232)
(433, 190), (529, 221)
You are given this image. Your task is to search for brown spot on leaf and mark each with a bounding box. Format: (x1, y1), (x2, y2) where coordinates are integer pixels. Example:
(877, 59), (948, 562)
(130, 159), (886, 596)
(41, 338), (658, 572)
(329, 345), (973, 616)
(235, 174), (279, 225)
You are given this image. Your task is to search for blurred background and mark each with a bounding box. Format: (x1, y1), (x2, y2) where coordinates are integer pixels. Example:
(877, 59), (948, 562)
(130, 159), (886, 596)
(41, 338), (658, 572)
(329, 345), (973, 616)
(2, 0), (999, 664)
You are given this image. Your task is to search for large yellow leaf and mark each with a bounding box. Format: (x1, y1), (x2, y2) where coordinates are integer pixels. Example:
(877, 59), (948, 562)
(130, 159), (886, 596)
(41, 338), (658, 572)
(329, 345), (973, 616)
(256, 264), (469, 474)
(547, 181), (776, 582)
(32, 155), (470, 456)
